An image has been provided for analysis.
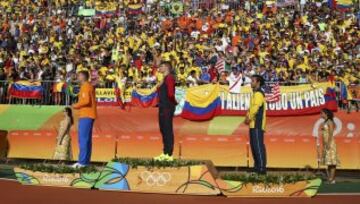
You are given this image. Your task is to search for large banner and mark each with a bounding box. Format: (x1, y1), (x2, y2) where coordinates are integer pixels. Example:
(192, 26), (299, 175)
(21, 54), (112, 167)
(96, 88), (117, 106)
(96, 82), (337, 118)
(219, 82), (337, 117)
(175, 88), (186, 115)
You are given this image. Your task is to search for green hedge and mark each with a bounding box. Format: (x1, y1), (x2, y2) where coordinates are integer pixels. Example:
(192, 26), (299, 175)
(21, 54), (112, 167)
(19, 163), (98, 174)
(112, 157), (203, 169)
(18, 158), (204, 173)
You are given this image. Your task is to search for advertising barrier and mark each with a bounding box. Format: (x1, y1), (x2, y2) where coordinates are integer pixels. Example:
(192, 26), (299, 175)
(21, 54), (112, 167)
(1, 105), (359, 169)
(95, 88), (118, 106)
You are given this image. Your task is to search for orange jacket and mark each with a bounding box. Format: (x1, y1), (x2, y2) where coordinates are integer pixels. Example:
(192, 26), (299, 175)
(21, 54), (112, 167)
(73, 82), (97, 119)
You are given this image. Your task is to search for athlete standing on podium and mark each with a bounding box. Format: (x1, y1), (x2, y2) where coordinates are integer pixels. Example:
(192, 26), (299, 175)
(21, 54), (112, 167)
(245, 75), (267, 174)
(154, 61), (178, 162)
(72, 71), (97, 168)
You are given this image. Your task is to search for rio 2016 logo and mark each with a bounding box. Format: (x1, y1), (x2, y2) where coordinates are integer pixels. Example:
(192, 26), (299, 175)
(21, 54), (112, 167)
(252, 185), (285, 194)
(140, 171), (172, 187)
(312, 117), (356, 139)
(42, 174), (70, 184)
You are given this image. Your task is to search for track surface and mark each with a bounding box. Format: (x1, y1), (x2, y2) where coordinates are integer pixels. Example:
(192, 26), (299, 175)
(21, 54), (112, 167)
(1, 180), (359, 204)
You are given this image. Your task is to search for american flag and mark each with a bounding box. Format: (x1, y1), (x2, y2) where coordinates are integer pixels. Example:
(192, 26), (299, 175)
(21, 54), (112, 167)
(215, 58), (225, 73)
(264, 82), (281, 102)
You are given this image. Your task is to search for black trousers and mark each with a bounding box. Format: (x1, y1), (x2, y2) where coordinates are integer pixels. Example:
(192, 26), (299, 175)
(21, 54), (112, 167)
(158, 106), (175, 156)
(249, 128), (267, 174)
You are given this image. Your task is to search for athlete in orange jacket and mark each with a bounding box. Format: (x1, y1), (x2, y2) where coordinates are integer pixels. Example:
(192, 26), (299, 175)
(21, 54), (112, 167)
(73, 82), (97, 119)
(72, 71), (97, 168)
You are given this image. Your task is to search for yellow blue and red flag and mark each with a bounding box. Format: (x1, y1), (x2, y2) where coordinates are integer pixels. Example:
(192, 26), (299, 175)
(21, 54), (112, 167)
(9, 81), (43, 99)
(328, 0), (353, 11)
(131, 87), (158, 108)
(181, 84), (222, 121)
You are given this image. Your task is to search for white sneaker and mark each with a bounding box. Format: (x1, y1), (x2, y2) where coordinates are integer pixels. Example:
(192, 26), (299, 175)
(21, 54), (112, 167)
(71, 162), (87, 169)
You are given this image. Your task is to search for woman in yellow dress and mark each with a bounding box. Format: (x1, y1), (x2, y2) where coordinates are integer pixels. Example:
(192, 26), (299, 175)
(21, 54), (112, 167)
(320, 108), (339, 184)
(53, 107), (73, 161)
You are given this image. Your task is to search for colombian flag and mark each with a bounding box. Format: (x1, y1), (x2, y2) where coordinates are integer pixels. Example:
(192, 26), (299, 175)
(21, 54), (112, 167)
(328, 0), (353, 11)
(127, 3), (143, 15)
(131, 87), (158, 108)
(181, 84), (222, 121)
(9, 81), (43, 99)
(95, 1), (118, 16)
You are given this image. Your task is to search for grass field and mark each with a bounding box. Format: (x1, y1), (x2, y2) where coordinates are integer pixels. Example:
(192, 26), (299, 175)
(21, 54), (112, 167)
(208, 116), (245, 135)
(0, 105), (62, 131)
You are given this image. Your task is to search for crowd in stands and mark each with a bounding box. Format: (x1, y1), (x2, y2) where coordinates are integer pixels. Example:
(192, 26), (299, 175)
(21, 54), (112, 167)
(0, 0), (359, 95)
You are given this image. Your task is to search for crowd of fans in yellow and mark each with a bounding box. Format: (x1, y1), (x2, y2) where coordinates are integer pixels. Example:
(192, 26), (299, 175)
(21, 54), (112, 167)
(0, 0), (359, 93)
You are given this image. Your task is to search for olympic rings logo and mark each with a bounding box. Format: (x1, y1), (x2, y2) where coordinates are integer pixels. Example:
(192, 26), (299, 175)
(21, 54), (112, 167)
(140, 171), (172, 187)
(312, 117), (342, 139)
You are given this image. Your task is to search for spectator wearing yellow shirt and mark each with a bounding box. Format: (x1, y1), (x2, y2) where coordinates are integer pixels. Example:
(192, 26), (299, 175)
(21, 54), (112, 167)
(187, 64), (201, 78)
(296, 58), (310, 72)
(177, 67), (187, 87)
(105, 68), (117, 88)
(123, 78), (134, 103)
(128, 66), (139, 81)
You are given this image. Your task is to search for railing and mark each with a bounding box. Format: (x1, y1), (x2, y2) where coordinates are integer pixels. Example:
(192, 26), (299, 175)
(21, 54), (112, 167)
(0, 80), (9, 104)
(1, 80), (356, 108)
(0, 1), (80, 17)
(0, 80), (143, 105)
(184, 0), (244, 13)
(0, 80), (78, 106)
(0, 80), (305, 105)
(0, 0), (275, 18)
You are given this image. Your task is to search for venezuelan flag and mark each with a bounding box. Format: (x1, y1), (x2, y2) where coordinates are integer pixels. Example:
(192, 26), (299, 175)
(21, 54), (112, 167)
(181, 84), (222, 121)
(324, 87), (338, 112)
(131, 87), (158, 108)
(9, 81), (43, 99)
